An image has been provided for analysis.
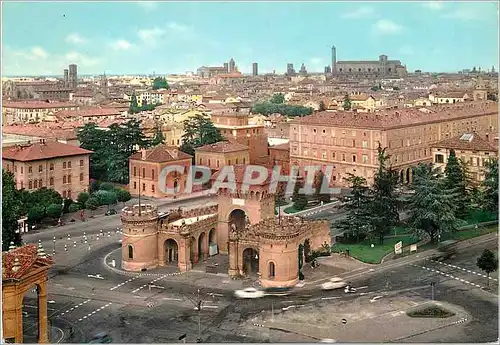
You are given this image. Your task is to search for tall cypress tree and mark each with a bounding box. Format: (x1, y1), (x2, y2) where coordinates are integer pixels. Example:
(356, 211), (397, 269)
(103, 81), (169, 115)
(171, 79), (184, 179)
(2, 170), (23, 251)
(444, 149), (469, 219)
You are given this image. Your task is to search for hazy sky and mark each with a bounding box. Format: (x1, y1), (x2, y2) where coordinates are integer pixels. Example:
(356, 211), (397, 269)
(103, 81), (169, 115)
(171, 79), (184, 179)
(2, 1), (499, 76)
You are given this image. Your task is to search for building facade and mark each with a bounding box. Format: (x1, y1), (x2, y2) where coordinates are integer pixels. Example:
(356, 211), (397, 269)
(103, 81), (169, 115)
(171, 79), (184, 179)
(195, 141), (250, 171)
(2, 101), (80, 124)
(289, 101), (498, 186)
(2, 140), (92, 199)
(332, 47), (407, 77)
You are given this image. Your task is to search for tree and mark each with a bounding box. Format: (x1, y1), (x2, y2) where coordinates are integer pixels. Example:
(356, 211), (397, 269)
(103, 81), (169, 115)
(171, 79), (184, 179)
(180, 114), (225, 157)
(2, 170), (23, 251)
(366, 144), (400, 244)
(270, 93), (285, 104)
(152, 77), (169, 90)
(476, 249), (498, 288)
(115, 188), (132, 205)
(63, 199), (73, 213)
(250, 102), (313, 117)
(480, 158), (498, 213)
(31, 187), (63, 211)
(68, 203), (80, 213)
(94, 190), (118, 209)
(335, 174), (370, 242)
(318, 100), (326, 111)
(129, 93), (139, 114)
(46, 204), (63, 219)
(407, 163), (457, 243)
(86, 197), (100, 216)
(100, 182), (115, 191)
(28, 204), (45, 225)
(444, 149), (469, 219)
(343, 94), (352, 110)
(77, 192), (90, 208)
(151, 124), (166, 146)
(313, 170), (331, 204)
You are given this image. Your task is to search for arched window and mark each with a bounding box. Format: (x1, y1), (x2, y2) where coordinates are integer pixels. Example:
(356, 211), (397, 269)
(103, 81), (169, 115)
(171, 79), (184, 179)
(128, 245), (134, 259)
(50, 177), (54, 186)
(269, 262), (275, 278)
(34, 180), (38, 188)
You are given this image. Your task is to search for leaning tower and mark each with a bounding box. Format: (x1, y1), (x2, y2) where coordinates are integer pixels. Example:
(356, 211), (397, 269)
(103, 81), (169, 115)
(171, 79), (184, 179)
(121, 204), (159, 271)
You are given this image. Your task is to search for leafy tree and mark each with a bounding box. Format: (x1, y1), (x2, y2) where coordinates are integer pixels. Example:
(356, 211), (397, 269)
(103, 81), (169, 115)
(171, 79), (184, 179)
(46, 203), (63, 219)
(343, 94), (352, 110)
(151, 124), (166, 146)
(78, 123), (110, 180)
(407, 163), (457, 243)
(477, 249), (498, 288)
(89, 179), (100, 194)
(115, 188), (132, 205)
(2, 170), (23, 251)
(86, 197), (100, 215)
(250, 102), (313, 117)
(366, 144), (400, 244)
(313, 170), (331, 204)
(270, 93), (285, 104)
(480, 158), (498, 213)
(129, 93), (139, 114)
(100, 182), (115, 191)
(335, 174), (370, 242)
(180, 114), (224, 156)
(94, 190), (118, 210)
(32, 187), (63, 210)
(68, 203), (80, 213)
(77, 192), (90, 208)
(152, 77), (169, 90)
(444, 149), (469, 218)
(28, 204), (45, 225)
(63, 199), (73, 213)
(318, 100), (326, 111)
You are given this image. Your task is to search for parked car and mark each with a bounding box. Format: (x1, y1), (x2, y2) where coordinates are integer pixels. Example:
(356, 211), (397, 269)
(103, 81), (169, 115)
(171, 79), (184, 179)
(234, 287), (265, 299)
(321, 277), (347, 291)
(89, 332), (112, 343)
(105, 209), (117, 216)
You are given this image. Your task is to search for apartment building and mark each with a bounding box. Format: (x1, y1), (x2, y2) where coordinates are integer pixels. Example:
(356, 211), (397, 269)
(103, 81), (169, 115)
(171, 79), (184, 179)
(195, 141), (250, 171)
(2, 139), (93, 199)
(3, 101), (79, 124)
(289, 101), (498, 186)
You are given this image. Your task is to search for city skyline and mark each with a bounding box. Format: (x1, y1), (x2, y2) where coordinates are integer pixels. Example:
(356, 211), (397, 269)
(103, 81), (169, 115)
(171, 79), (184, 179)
(2, 1), (499, 76)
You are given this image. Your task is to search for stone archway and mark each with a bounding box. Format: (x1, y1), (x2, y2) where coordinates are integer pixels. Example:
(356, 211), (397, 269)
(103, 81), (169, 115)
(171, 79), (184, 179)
(198, 232), (205, 261)
(190, 236), (197, 264)
(399, 170), (404, 183)
(22, 285), (40, 343)
(405, 167), (412, 184)
(228, 209), (247, 232)
(164, 239), (178, 264)
(242, 248), (259, 275)
(209, 228), (216, 245)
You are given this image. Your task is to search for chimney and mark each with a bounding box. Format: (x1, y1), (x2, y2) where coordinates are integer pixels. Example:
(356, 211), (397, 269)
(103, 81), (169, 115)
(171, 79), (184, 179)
(141, 149), (147, 160)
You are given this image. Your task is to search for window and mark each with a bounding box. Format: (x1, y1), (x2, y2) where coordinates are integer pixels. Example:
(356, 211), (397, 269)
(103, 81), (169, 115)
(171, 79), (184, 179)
(29, 181), (33, 189)
(217, 160), (220, 168)
(134, 167), (137, 176)
(68, 175), (72, 183)
(39, 179), (43, 187)
(20, 181), (23, 189)
(28, 166), (32, 173)
(352, 140), (356, 147)
(68, 161), (71, 168)
(142, 168), (145, 178)
(39, 165), (43, 172)
(228, 160), (231, 165)
(128, 245), (134, 259)
(342, 154), (346, 162)
(34, 180), (38, 188)
(134, 181), (137, 189)
(80, 159), (84, 166)
(63, 176), (67, 184)
(142, 183), (146, 191)
(322, 151), (327, 159)
(21, 166), (23, 174)
(243, 158), (246, 164)
(332, 152), (336, 159)
(50, 177), (54, 186)
(63, 190), (67, 198)
(362, 140), (368, 148)
(152, 184), (155, 192)
(80, 173), (84, 181)
(63, 162), (67, 169)
(152, 169), (155, 179)
(269, 262), (275, 278)
(435, 154), (444, 163)
(352, 155), (357, 163)
(68, 190), (72, 199)
(49, 163), (54, 171)
(362, 155), (368, 163)
(208, 159), (211, 166)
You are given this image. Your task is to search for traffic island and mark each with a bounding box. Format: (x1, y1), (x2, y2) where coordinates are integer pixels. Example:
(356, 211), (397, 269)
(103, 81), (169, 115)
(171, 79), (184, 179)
(407, 304), (455, 318)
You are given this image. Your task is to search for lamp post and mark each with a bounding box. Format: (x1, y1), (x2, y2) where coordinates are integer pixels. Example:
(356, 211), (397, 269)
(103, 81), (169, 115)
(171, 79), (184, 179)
(53, 236), (56, 254)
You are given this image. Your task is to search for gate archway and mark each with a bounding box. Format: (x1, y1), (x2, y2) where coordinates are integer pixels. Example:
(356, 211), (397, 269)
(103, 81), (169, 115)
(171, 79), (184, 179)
(228, 209), (247, 232)
(242, 248), (259, 275)
(198, 232), (205, 260)
(164, 239), (178, 264)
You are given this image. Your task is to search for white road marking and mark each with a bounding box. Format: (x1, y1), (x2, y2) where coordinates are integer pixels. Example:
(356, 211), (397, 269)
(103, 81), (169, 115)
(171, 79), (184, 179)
(163, 297), (182, 301)
(370, 296), (383, 303)
(321, 297), (340, 300)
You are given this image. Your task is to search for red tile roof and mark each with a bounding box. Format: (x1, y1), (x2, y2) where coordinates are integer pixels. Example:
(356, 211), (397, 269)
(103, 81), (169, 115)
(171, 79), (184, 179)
(3, 101), (78, 109)
(2, 141), (93, 162)
(196, 141), (249, 153)
(3, 244), (53, 281)
(129, 145), (192, 163)
(432, 133), (498, 152)
(56, 107), (122, 118)
(3, 125), (78, 140)
(293, 101), (497, 130)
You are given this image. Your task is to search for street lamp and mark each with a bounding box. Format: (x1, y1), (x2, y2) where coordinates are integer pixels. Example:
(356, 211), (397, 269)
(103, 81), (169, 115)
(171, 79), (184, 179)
(53, 236), (56, 254)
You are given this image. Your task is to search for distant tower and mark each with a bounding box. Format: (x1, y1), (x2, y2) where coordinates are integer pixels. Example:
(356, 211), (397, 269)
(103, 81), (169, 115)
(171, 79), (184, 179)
(68, 64), (78, 90)
(286, 63), (295, 76)
(252, 62), (258, 76)
(492, 66), (496, 73)
(100, 71), (109, 97)
(63, 69), (69, 86)
(299, 63), (307, 76)
(229, 58), (236, 73)
(223, 62), (229, 73)
(324, 66), (331, 74)
(331, 45), (337, 74)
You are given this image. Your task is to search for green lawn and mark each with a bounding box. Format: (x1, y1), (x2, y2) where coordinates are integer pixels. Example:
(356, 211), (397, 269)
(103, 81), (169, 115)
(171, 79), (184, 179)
(284, 200), (335, 214)
(331, 235), (420, 264)
(453, 225), (498, 241)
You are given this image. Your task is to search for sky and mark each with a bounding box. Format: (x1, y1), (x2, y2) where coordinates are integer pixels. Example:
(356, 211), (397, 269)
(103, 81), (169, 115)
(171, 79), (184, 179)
(2, 1), (499, 76)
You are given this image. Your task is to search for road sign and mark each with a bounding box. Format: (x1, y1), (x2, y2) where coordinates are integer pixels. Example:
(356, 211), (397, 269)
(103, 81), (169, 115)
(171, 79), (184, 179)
(394, 241), (403, 255)
(410, 244), (417, 253)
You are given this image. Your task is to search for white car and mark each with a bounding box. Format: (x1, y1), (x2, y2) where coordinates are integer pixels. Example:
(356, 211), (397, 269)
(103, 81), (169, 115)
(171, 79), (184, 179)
(234, 287), (265, 299)
(321, 277), (347, 291)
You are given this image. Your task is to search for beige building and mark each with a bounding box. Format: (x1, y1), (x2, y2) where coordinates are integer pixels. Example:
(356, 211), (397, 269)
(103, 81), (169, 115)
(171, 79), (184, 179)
(3, 101), (79, 124)
(289, 101), (498, 186)
(432, 132), (498, 183)
(2, 139), (93, 199)
(195, 141), (250, 171)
